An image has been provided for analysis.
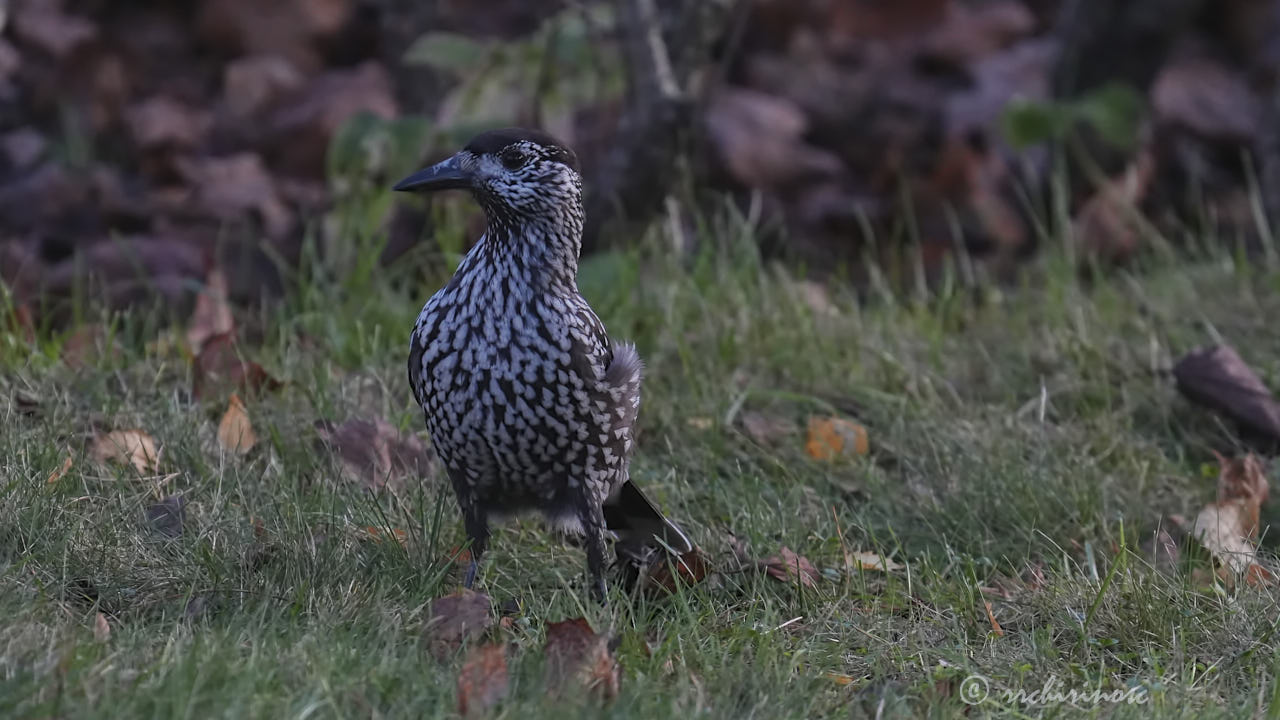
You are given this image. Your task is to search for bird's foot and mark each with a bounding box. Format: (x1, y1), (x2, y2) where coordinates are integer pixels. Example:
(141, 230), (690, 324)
(463, 559), (479, 590)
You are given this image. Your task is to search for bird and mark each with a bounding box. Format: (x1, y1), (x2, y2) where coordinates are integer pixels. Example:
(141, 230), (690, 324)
(394, 127), (692, 602)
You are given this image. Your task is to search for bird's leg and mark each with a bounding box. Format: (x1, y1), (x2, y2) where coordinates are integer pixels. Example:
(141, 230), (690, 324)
(582, 509), (609, 605)
(462, 508), (490, 590)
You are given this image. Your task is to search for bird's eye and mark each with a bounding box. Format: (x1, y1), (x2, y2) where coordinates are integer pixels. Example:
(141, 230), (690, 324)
(499, 148), (526, 170)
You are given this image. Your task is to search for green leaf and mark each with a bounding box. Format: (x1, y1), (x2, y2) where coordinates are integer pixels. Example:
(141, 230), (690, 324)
(1000, 98), (1069, 149)
(1073, 82), (1144, 150)
(403, 32), (493, 73)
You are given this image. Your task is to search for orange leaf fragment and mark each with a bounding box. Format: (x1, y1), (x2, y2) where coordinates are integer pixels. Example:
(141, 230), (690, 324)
(1193, 453), (1270, 577)
(644, 548), (711, 594)
(186, 266), (234, 355)
(805, 416), (868, 460)
(543, 617), (620, 700)
(983, 600), (1005, 637)
(90, 429), (160, 473)
(93, 612), (110, 642)
(424, 590), (493, 658)
(457, 643), (508, 716)
(46, 454), (73, 484)
(216, 393), (257, 454)
(761, 546), (820, 589)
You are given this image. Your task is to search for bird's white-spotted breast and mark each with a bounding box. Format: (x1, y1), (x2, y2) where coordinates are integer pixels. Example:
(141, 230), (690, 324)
(409, 238), (627, 516)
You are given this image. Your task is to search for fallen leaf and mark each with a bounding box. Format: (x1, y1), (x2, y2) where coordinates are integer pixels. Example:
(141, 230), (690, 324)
(125, 96), (213, 150)
(364, 526), (408, 546)
(62, 324), (121, 370)
(1072, 151), (1155, 263)
(216, 393), (257, 454)
(91, 430), (160, 474)
(193, 333), (281, 400)
(186, 267), (234, 355)
(705, 87), (842, 189)
(1192, 454), (1271, 579)
(314, 416), (436, 490)
(1216, 452), (1269, 512)
(1152, 56), (1260, 142)
(982, 601), (1005, 637)
(46, 454), (73, 484)
(457, 643), (508, 716)
(1173, 345), (1280, 444)
(146, 495), (187, 539)
(740, 411), (799, 446)
(93, 612), (110, 642)
(805, 416), (869, 460)
(176, 153), (293, 238)
(844, 550), (904, 573)
(12, 2), (98, 58)
(265, 61), (398, 178)
(761, 546), (821, 589)
(223, 54), (305, 118)
(918, 0), (1034, 67)
(686, 416), (713, 430)
(2, 127), (48, 169)
(824, 672), (857, 686)
(1192, 501), (1258, 576)
(643, 549), (711, 594)
(424, 590), (492, 657)
(543, 617), (620, 700)
(447, 545), (474, 567)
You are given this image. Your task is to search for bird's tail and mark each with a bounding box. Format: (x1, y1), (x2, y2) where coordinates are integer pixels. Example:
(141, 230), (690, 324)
(603, 478), (693, 567)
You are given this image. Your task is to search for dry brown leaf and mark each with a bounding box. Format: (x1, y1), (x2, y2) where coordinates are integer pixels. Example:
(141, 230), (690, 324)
(982, 601), (1005, 637)
(62, 324), (122, 370)
(705, 87), (842, 189)
(1072, 151), (1155, 264)
(543, 617), (620, 700)
(364, 526), (408, 546)
(12, 2), (98, 58)
(314, 416), (435, 491)
(424, 590), (492, 658)
(447, 545), (474, 567)
(1216, 452), (1269, 515)
(193, 333), (282, 400)
(187, 267), (234, 355)
(1192, 454), (1270, 578)
(91, 430), (160, 473)
(740, 411), (799, 446)
(1173, 345), (1280, 443)
(824, 672), (857, 686)
(176, 153), (293, 238)
(93, 612), (110, 642)
(457, 643), (509, 716)
(761, 546), (821, 589)
(1193, 502), (1258, 575)
(643, 549), (711, 594)
(125, 96), (213, 150)
(46, 454), (73, 484)
(805, 417), (868, 460)
(1152, 56), (1260, 142)
(845, 550), (903, 573)
(217, 393), (257, 455)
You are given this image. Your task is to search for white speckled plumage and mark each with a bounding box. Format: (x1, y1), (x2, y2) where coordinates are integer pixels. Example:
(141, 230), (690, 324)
(398, 128), (690, 601)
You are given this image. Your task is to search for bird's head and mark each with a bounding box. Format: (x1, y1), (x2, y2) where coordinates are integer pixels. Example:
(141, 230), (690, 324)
(393, 128), (582, 228)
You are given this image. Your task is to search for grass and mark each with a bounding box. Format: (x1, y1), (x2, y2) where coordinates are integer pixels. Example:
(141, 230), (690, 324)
(4, 195), (1280, 719)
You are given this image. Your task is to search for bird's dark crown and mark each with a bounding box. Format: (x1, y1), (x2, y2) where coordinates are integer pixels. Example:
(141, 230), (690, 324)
(464, 128), (579, 173)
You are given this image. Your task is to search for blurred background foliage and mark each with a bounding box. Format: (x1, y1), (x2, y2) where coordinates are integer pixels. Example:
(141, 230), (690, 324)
(2, 0), (1279, 328)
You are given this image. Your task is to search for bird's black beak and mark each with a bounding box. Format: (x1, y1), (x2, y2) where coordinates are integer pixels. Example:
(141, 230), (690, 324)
(393, 153), (471, 193)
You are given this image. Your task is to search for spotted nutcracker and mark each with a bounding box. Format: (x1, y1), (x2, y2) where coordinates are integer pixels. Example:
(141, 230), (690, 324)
(394, 128), (691, 601)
